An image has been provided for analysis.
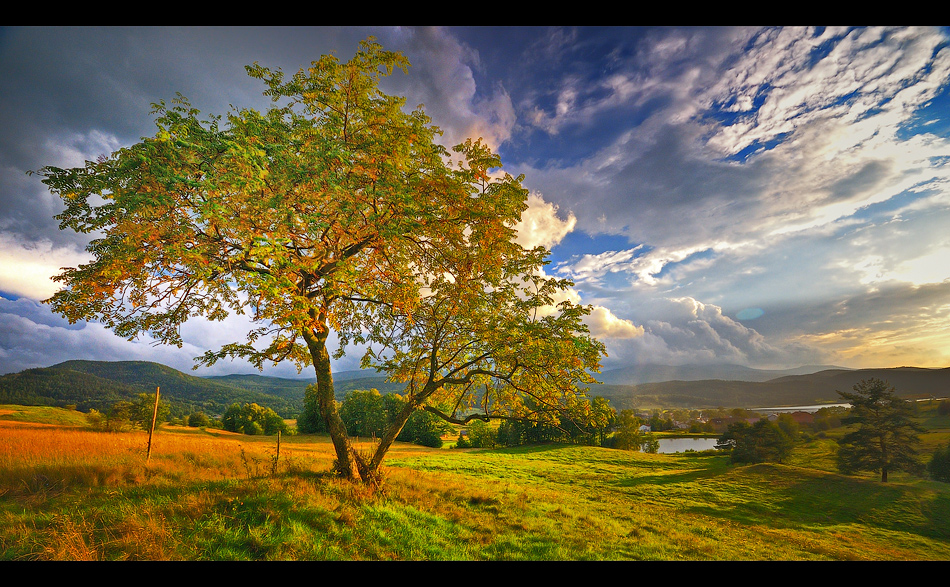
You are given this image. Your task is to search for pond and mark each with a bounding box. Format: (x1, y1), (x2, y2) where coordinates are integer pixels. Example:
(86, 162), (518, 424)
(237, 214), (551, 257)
(655, 436), (720, 454)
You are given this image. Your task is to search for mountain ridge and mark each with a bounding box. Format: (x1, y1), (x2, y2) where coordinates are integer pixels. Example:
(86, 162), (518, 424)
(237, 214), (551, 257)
(2, 359), (947, 416)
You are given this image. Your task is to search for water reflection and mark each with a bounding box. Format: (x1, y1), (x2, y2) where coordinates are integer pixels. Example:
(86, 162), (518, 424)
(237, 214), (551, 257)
(655, 437), (720, 454)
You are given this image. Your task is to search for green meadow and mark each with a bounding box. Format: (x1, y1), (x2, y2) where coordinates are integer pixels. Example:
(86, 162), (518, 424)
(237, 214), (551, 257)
(1, 403), (948, 560)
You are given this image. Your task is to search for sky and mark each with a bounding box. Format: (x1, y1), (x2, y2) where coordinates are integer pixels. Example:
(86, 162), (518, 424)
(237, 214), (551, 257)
(1, 26), (949, 379)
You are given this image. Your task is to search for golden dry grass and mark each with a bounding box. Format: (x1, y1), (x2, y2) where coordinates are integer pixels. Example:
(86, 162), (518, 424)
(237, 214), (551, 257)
(2, 406), (949, 560)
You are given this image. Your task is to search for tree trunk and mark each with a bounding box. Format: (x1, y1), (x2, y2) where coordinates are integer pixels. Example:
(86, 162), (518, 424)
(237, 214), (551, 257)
(369, 400), (418, 472)
(881, 466), (888, 482)
(302, 320), (361, 481)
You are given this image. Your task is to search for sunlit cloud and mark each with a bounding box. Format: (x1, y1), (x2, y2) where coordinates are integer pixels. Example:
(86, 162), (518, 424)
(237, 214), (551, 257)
(514, 192), (576, 250)
(0, 234), (90, 301)
(584, 305), (644, 340)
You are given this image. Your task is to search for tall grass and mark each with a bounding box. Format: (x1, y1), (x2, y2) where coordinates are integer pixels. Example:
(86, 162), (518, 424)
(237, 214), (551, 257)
(1, 405), (949, 560)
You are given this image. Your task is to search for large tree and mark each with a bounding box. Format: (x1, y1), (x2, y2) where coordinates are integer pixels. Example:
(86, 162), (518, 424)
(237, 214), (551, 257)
(34, 38), (605, 483)
(836, 378), (924, 482)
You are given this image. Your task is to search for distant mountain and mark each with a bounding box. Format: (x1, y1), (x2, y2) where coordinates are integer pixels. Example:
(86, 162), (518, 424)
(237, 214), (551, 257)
(592, 366), (950, 410)
(0, 366), (146, 412)
(0, 360), (307, 417)
(205, 369), (400, 395)
(0, 360), (399, 417)
(597, 363), (851, 386)
(4, 359), (946, 417)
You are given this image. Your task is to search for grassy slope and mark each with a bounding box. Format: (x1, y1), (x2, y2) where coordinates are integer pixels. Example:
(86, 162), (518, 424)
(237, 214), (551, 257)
(1, 404), (948, 560)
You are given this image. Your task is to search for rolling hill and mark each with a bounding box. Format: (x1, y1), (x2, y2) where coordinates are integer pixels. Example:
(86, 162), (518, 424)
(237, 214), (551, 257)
(0, 361), (308, 417)
(597, 363), (850, 385)
(2, 359), (948, 417)
(593, 366), (950, 410)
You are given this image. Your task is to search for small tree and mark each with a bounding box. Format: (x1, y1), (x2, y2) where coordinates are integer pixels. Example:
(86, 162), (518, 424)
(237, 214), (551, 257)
(466, 419), (496, 449)
(641, 434), (660, 454)
(928, 443), (950, 483)
(339, 389), (388, 438)
(609, 409), (642, 451)
(716, 419), (794, 464)
(222, 402), (286, 436)
(836, 378), (924, 482)
(187, 411), (210, 428)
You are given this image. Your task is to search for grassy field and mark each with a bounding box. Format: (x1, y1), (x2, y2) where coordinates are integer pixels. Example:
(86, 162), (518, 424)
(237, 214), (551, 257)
(1, 403), (949, 560)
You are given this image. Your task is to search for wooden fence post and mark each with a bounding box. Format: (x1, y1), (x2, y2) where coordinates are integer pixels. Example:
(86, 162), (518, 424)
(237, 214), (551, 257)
(147, 386), (160, 463)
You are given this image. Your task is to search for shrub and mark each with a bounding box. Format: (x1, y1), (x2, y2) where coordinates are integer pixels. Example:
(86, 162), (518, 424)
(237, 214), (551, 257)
(928, 443), (950, 483)
(222, 403), (287, 435)
(717, 419), (795, 464)
(467, 420), (497, 448)
(454, 432), (471, 448)
(187, 411), (210, 428)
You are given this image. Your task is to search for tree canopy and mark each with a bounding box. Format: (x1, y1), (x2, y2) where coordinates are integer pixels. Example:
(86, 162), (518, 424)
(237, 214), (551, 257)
(34, 38), (606, 484)
(836, 378), (924, 482)
(715, 418), (794, 464)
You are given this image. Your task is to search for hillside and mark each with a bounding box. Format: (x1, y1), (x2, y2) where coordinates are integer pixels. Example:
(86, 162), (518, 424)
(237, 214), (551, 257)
(598, 363), (850, 385)
(0, 361), (306, 417)
(595, 366), (950, 410)
(4, 359), (948, 417)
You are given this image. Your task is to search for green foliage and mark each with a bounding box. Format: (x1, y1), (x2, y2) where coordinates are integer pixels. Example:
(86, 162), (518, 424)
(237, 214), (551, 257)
(606, 409), (642, 451)
(187, 411), (210, 428)
(775, 413), (800, 439)
(938, 400), (950, 417)
(336, 389), (452, 448)
(295, 384), (327, 434)
(928, 443), (950, 483)
(398, 408), (452, 448)
(836, 378), (924, 482)
(339, 389), (388, 438)
(716, 419), (795, 464)
(222, 403), (287, 436)
(648, 410), (675, 432)
(810, 406), (848, 431)
(465, 420), (497, 449)
(641, 433), (660, 454)
(454, 432), (472, 448)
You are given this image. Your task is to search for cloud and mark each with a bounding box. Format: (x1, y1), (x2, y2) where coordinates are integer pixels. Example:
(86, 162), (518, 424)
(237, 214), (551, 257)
(753, 279), (950, 369)
(0, 233), (91, 301)
(390, 27), (517, 151)
(0, 296), (362, 377)
(584, 305), (644, 340)
(514, 192), (576, 250)
(599, 296), (826, 369)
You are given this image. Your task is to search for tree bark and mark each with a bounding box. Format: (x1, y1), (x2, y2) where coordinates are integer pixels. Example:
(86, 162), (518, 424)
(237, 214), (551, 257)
(369, 400), (418, 473)
(302, 318), (361, 481)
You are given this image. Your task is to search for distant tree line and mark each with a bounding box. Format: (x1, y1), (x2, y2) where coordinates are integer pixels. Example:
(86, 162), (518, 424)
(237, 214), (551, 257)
(86, 393), (171, 432)
(304, 389), (454, 448)
(221, 402), (288, 436)
(715, 416), (798, 464)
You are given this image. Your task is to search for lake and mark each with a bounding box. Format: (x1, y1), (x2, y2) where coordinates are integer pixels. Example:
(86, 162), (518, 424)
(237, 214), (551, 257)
(749, 403), (851, 414)
(655, 437), (720, 454)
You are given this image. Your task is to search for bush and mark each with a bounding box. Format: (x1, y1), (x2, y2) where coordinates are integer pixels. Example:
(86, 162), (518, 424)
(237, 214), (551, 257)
(608, 410), (642, 451)
(454, 432), (472, 448)
(717, 419), (795, 464)
(466, 420), (497, 448)
(928, 443), (950, 483)
(222, 403), (287, 436)
(187, 411), (210, 428)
